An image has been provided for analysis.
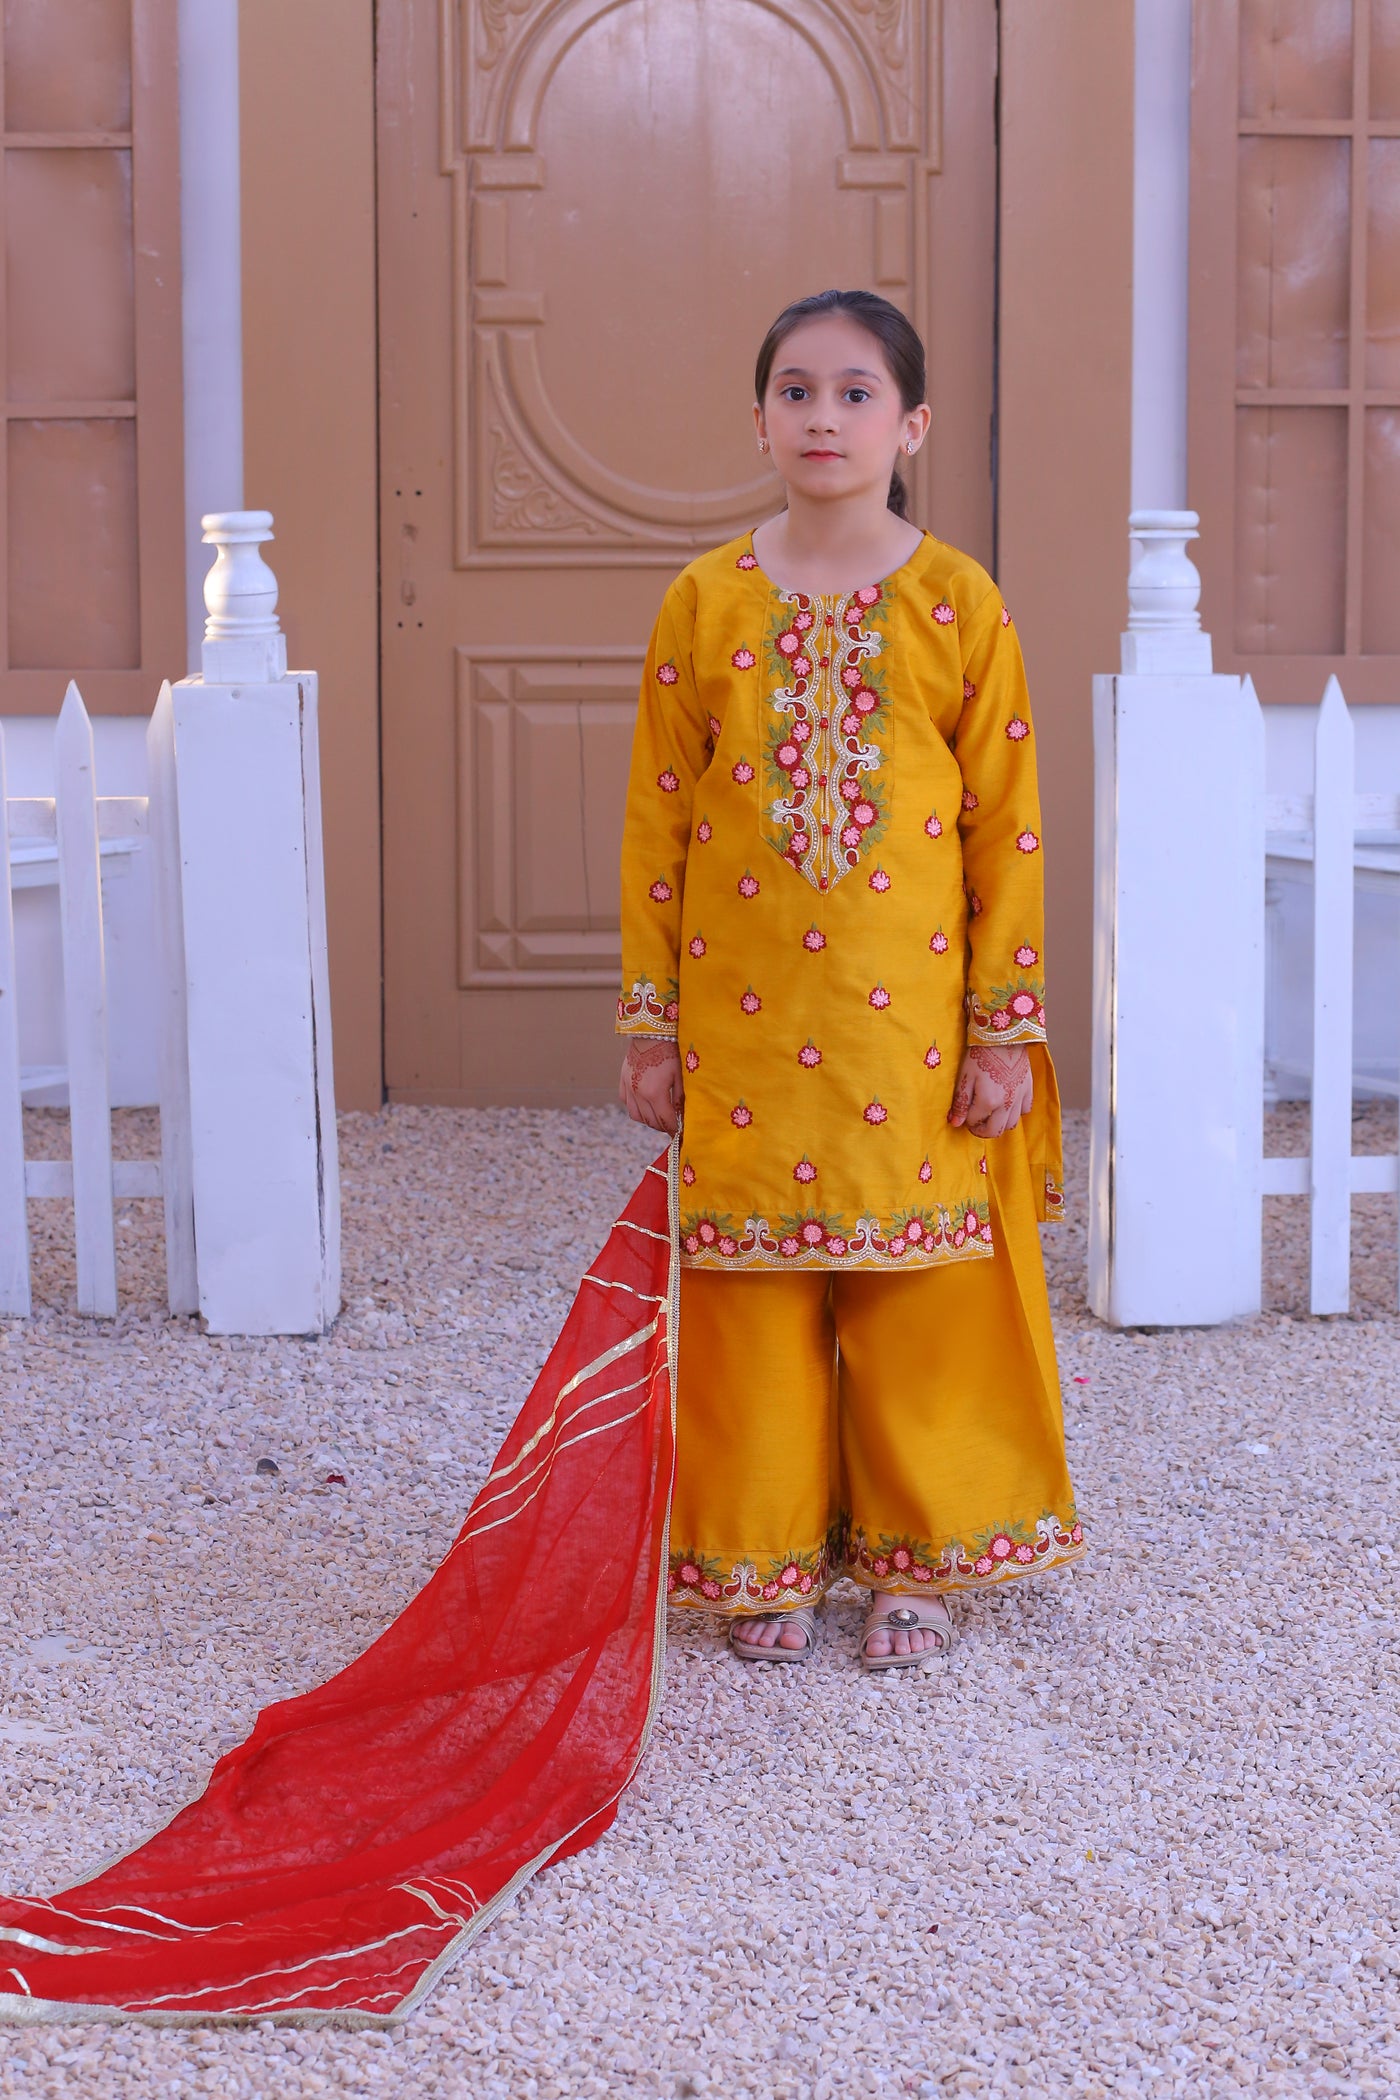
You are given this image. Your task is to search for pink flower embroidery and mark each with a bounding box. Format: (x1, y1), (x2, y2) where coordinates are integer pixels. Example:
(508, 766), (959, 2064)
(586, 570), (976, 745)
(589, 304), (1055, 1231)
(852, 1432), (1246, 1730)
(790, 768), (811, 791)
(732, 760), (755, 784)
(779, 1235), (802, 1258)
(1002, 605), (1012, 626)
(962, 788), (979, 812)
(736, 550), (759, 570)
(918, 1159), (933, 1183)
(737, 872), (760, 899)
(793, 1158), (817, 1184)
(963, 677), (976, 701)
(839, 776), (862, 804)
(932, 602), (956, 626)
(930, 930), (949, 955)
(698, 1221), (717, 1245)
(841, 711), (862, 740)
(868, 985), (891, 1010)
(803, 927), (827, 952)
(892, 1547), (913, 1571)
(656, 661), (679, 685)
(1011, 991), (1038, 1018)
(869, 867), (891, 892)
(740, 988), (762, 1015)
(657, 770), (680, 793)
(1014, 943), (1039, 968)
(1015, 1543), (1036, 1564)
(648, 879), (672, 902)
(841, 665), (862, 689)
(924, 813), (943, 840)
(974, 1554), (994, 1577)
(792, 656), (812, 680)
(826, 1234), (848, 1256)
(708, 715), (722, 737)
(684, 1048), (699, 1072)
(853, 689), (878, 715)
(924, 1046), (942, 1072)
(688, 935), (706, 958)
(791, 718), (812, 744)
(840, 824), (862, 849)
(777, 631), (801, 658)
(989, 1533), (1014, 1561)
(793, 610), (814, 633)
(798, 1041), (822, 1068)
(683, 1233), (700, 1254)
(801, 1221), (825, 1246)
(855, 585), (880, 608)
(696, 819), (713, 843)
(682, 1162), (695, 1184)
(1006, 715), (1030, 742)
(731, 647), (756, 671)
(776, 740), (800, 768)
(1016, 829), (1041, 854)
(863, 1100), (888, 1124)
(853, 800), (876, 827)
(701, 1577), (721, 1599)
(731, 1103), (753, 1128)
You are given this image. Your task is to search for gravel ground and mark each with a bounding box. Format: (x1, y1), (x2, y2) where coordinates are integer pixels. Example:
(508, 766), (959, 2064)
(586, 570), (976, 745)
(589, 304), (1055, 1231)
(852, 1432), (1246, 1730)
(1, 1101), (1397, 2098)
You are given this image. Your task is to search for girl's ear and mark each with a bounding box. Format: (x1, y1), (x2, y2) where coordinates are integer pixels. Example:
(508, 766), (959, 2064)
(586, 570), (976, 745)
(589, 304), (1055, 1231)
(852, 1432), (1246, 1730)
(752, 400), (768, 451)
(904, 402), (932, 453)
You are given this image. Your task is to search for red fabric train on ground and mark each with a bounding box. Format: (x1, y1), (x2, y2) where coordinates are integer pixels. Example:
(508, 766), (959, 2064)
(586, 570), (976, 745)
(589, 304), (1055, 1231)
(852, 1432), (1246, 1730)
(0, 1151), (677, 2026)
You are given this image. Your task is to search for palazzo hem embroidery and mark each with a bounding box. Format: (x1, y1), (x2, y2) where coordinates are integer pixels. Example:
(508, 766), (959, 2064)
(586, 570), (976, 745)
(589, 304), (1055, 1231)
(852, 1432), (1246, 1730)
(667, 1511), (1085, 1612)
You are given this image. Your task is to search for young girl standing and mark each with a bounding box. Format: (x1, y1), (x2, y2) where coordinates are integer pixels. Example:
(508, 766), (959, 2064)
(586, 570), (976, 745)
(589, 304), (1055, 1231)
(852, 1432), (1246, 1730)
(617, 289), (1083, 1671)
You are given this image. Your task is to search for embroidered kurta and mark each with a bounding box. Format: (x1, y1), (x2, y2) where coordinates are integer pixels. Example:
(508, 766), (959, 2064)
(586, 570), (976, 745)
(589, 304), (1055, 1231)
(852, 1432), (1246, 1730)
(617, 530), (1062, 1271)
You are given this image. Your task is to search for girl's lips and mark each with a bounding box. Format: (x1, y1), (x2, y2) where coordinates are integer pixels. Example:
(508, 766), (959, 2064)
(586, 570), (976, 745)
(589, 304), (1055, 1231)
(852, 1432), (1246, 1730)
(802, 449), (842, 459)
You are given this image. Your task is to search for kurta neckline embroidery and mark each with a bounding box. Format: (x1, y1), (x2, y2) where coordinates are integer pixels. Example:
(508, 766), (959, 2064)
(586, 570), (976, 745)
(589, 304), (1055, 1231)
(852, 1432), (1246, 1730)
(762, 584), (891, 893)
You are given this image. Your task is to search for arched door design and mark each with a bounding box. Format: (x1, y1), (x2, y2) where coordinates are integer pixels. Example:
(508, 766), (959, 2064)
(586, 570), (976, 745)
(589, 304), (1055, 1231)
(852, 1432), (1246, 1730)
(378, 0), (996, 1101)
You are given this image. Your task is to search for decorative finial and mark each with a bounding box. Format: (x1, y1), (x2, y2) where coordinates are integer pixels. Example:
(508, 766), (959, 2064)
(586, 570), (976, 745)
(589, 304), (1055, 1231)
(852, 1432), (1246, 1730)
(200, 510), (288, 683)
(1121, 510), (1212, 674)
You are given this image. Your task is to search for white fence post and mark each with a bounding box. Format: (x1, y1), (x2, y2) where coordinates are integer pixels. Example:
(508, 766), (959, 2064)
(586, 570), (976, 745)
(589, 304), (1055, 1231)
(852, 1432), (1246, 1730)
(146, 681), (199, 1315)
(0, 728), (31, 1315)
(1307, 679), (1357, 1315)
(172, 510), (340, 1335)
(1090, 511), (1265, 1327)
(55, 683), (118, 1318)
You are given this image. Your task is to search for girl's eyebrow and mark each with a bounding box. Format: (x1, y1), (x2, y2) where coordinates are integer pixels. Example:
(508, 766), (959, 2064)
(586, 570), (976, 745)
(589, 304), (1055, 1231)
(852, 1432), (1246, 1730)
(773, 365), (884, 383)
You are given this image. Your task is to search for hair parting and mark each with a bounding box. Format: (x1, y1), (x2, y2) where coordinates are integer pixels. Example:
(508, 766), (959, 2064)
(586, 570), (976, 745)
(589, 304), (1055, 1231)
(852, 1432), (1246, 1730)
(754, 288), (927, 519)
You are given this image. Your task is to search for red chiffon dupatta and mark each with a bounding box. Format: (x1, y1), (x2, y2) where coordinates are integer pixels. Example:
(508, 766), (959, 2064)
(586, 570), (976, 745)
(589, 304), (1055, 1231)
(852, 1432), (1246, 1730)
(0, 1146), (679, 2025)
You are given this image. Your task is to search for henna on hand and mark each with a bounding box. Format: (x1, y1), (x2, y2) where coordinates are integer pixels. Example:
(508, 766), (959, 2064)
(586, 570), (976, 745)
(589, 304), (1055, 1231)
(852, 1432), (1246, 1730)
(624, 1038), (680, 1075)
(966, 1044), (1024, 1112)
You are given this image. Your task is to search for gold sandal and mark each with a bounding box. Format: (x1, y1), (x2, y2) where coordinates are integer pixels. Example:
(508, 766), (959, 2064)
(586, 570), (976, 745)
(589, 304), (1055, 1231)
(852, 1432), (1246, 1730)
(858, 1601), (955, 1673)
(728, 1606), (818, 1664)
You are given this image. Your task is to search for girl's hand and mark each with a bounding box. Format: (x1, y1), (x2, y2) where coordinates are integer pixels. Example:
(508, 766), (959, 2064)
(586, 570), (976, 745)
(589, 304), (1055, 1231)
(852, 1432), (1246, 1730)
(948, 1044), (1034, 1138)
(619, 1038), (684, 1136)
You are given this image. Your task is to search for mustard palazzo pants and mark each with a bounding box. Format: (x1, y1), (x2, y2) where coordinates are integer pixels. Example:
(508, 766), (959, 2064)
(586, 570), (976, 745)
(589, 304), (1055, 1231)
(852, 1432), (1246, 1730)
(667, 1124), (1084, 1614)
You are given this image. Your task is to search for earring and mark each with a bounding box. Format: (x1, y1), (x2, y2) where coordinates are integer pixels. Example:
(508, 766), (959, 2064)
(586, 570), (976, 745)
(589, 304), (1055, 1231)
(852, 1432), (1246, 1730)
(757, 439), (769, 453)
(906, 440), (916, 454)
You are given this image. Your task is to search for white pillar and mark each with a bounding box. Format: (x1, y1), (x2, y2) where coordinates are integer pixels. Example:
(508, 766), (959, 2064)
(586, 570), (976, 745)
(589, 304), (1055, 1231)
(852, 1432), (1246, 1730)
(1131, 0), (1192, 514)
(173, 513), (340, 1334)
(179, 0), (244, 675)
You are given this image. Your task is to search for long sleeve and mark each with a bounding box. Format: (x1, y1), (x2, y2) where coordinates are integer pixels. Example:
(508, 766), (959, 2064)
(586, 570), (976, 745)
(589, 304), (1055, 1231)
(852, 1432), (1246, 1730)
(952, 585), (1048, 1046)
(616, 576), (713, 1037)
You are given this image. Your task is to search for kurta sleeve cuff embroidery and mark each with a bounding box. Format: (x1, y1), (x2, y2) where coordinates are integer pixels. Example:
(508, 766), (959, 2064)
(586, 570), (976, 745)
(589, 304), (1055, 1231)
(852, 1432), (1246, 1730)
(953, 587), (1049, 1048)
(617, 576), (711, 1037)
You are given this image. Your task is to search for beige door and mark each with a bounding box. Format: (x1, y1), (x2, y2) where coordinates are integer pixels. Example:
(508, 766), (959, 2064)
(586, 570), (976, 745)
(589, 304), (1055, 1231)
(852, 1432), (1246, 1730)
(377, 0), (997, 1104)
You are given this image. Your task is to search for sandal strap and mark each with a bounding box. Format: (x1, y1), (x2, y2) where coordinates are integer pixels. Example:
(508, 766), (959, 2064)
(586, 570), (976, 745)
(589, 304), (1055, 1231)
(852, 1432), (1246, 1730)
(860, 1603), (953, 1654)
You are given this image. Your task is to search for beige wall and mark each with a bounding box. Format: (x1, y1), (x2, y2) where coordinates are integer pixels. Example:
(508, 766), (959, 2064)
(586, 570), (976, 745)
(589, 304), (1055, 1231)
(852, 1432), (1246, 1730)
(239, 1), (383, 1111)
(998, 0), (1135, 1109)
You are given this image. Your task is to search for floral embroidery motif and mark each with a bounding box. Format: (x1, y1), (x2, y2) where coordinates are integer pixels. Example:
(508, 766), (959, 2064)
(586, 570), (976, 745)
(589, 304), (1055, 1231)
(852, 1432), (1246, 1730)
(696, 819), (713, 843)
(798, 1041), (822, 1068)
(657, 770), (680, 793)
(761, 584), (891, 894)
(648, 879), (673, 902)
(668, 1530), (838, 1607)
(737, 872), (760, 899)
(863, 1100), (889, 1125)
(740, 988), (762, 1015)
(802, 926), (827, 952)
(1006, 715), (1030, 742)
(681, 1161), (696, 1185)
(918, 1159), (933, 1183)
(679, 1194), (994, 1268)
(924, 813), (943, 839)
(930, 929), (949, 954)
(731, 1102), (753, 1128)
(687, 934), (707, 958)
(847, 1513), (1084, 1592)
(1014, 943), (1039, 968)
(731, 648), (756, 671)
(1015, 829), (1040, 854)
(868, 985), (891, 1010)
(963, 677), (976, 700)
(924, 1044), (942, 1069)
(968, 889), (984, 918)
(656, 661), (679, 685)
(968, 977), (1047, 1042)
(869, 867), (891, 892)
(736, 550), (760, 571)
(1045, 1175), (1065, 1220)
(732, 759), (755, 785)
(617, 977), (678, 1028)
(684, 1046), (699, 1072)
(932, 601), (956, 626)
(961, 788), (979, 812)
(793, 1157), (817, 1184)
(708, 714), (722, 737)
(1002, 605), (1012, 626)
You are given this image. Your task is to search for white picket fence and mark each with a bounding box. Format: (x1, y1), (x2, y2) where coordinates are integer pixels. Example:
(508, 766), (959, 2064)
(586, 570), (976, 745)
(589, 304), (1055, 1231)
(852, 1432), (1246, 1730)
(1261, 676), (1400, 1315)
(0, 509), (340, 1333)
(0, 681), (195, 1319)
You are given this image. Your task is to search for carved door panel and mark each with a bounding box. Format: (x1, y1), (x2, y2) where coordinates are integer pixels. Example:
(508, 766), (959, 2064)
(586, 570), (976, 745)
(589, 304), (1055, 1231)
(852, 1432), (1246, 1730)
(378, 0), (997, 1102)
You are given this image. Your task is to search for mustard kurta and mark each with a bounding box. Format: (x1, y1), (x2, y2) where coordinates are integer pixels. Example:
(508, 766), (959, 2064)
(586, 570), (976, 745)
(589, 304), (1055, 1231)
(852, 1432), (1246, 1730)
(618, 530), (1062, 1271)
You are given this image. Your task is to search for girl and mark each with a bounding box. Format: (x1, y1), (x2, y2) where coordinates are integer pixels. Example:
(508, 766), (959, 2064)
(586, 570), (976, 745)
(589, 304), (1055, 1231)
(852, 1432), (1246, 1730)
(617, 288), (1082, 1671)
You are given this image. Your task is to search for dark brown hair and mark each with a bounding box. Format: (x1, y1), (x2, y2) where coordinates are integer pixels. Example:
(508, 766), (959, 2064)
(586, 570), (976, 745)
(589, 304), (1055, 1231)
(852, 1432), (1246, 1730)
(754, 288), (927, 519)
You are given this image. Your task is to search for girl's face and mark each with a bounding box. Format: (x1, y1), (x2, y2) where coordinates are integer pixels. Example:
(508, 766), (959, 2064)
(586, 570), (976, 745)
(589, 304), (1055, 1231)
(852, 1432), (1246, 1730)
(754, 312), (928, 505)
